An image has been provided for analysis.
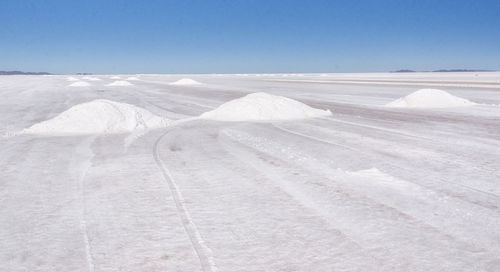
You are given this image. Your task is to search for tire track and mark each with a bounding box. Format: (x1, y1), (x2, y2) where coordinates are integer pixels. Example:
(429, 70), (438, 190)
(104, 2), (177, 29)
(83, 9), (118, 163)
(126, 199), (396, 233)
(153, 128), (218, 272)
(273, 122), (500, 201)
(221, 131), (494, 263)
(272, 123), (362, 152)
(74, 136), (96, 272)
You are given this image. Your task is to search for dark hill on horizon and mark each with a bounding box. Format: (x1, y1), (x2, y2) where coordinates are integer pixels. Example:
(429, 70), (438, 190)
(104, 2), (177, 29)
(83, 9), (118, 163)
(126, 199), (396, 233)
(0, 71), (52, 75)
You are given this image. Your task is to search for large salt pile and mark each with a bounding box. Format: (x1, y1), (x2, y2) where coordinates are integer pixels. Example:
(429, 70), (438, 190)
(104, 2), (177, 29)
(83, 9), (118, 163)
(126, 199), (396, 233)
(68, 81), (91, 87)
(107, 80), (133, 86)
(24, 99), (170, 135)
(386, 89), (476, 108)
(200, 92), (332, 121)
(169, 78), (203, 86)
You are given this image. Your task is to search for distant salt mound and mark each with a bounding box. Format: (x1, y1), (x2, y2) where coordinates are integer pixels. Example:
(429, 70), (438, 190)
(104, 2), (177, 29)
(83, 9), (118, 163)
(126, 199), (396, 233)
(107, 80), (133, 86)
(110, 76), (121, 79)
(24, 99), (170, 135)
(200, 92), (332, 121)
(82, 76), (101, 81)
(68, 81), (91, 87)
(126, 76), (140, 81)
(386, 89), (476, 108)
(169, 78), (203, 86)
(66, 76), (79, 81)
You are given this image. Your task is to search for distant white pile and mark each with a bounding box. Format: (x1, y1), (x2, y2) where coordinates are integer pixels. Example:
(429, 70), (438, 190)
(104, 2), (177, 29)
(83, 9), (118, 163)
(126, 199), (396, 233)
(82, 76), (101, 81)
(68, 81), (91, 87)
(386, 89), (476, 108)
(169, 78), (203, 86)
(24, 99), (170, 135)
(66, 76), (79, 81)
(126, 76), (140, 81)
(200, 92), (332, 121)
(107, 80), (133, 86)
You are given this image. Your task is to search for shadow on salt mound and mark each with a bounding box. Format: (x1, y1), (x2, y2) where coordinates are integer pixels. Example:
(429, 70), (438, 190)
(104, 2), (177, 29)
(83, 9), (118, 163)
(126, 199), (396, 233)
(199, 92), (331, 121)
(386, 89), (476, 108)
(68, 81), (91, 87)
(107, 80), (133, 86)
(169, 78), (203, 86)
(23, 99), (170, 135)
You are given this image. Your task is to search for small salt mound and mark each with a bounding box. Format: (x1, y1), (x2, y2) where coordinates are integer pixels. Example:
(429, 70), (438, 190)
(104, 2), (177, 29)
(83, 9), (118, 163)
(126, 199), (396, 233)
(68, 81), (91, 87)
(126, 76), (140, 81)
(82, 76), (101, 81)
(24, 99), (170, 135)
(107, 80), (133, 86)
(110, 76), (121, 79)
(386, 89), (476, 108)
(200, 92), (332, 121)
(66, 76), (79, 81)
(169, 78), (203, 86)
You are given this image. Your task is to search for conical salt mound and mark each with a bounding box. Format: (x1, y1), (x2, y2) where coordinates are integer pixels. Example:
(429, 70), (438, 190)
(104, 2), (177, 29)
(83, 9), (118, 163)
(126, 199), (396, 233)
(169, 78), (203, 86)
(24, 99), (170, 135)
(107, 80), (133, 86)
(386, 89), (476, 108)
(68, 81), (91, 87)
(200, 92), (331, 121)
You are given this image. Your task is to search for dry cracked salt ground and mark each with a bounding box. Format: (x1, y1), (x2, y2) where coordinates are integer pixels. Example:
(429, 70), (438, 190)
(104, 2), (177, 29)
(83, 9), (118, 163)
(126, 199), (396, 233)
(1, 73), (500, 271)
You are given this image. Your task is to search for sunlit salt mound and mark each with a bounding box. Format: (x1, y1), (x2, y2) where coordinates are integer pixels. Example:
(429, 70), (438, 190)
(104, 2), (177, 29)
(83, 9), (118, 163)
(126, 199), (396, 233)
(66, 76), (79, 81)
(82, 76), (101, 81)
(24, 99), (170, 135)
(68, 81), (91, 87)
(386, 89), (476, 108)
(200, 92), (332, 121)
(126, 76), (140, 81)
(107, 80), (133, 86)
(169, 78), (203, 86)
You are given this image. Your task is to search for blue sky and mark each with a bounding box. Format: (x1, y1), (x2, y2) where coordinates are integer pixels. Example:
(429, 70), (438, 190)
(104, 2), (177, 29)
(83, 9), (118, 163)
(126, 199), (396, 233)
(1, 0), (499, 74)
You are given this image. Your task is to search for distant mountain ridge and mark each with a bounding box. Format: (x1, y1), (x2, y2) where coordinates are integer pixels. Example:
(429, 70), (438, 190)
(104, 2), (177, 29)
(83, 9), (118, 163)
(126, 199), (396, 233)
(0, 71), (52, 75)
(393, 69), (495, 73)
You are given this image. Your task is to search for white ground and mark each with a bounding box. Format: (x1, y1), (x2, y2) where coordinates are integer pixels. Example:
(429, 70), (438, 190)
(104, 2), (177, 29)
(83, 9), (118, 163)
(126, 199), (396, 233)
(1, 72), (500, 271)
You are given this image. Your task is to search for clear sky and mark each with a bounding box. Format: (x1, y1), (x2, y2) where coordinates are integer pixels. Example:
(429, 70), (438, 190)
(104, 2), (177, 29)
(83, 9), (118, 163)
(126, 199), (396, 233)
(1, 0), (499, 74)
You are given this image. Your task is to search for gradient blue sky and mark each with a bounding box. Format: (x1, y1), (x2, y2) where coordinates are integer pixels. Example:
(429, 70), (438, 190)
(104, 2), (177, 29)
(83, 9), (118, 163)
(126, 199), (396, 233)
(1, 0), (499, 74)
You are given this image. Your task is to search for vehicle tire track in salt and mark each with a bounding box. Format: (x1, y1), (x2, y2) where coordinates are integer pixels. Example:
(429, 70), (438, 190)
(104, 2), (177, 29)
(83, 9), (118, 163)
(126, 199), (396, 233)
(273, 122), (500, 203)
(219, 134), (387, 267)
(74, 136), (97, 272)
(153, 128), (218, 272)
(221, 132), (496, 263)
(272, 123), (363, 152)
(321, 116), (434, 141)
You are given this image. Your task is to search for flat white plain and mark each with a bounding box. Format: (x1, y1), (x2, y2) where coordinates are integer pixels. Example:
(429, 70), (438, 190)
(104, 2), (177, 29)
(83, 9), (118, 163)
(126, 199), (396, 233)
(1, 72), (500, 271)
